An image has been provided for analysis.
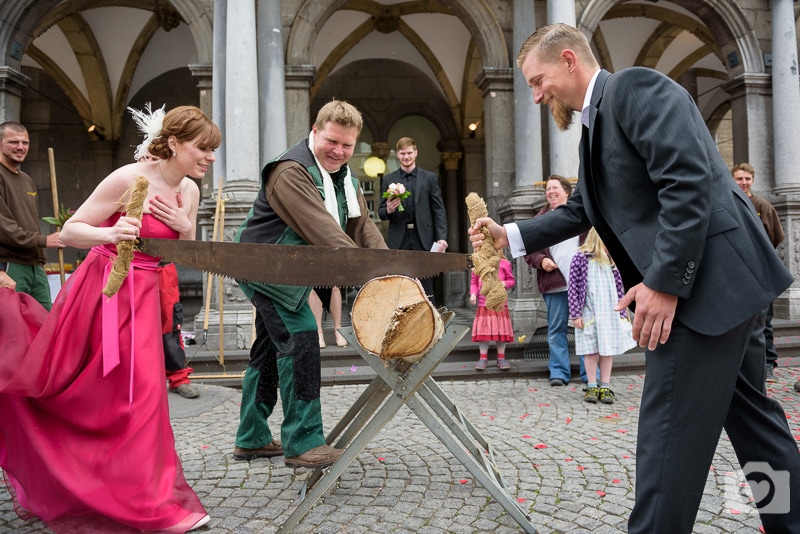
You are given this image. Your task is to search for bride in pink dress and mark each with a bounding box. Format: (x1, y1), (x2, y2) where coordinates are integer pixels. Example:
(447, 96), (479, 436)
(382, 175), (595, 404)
(0, 105), (220, 533)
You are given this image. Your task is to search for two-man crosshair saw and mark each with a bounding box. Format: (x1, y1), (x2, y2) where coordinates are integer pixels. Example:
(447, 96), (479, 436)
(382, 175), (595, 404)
(138, 238), (538, 533)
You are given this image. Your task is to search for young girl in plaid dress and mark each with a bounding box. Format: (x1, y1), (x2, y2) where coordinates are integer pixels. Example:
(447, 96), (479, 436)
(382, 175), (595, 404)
(470, 251), (515, 370)
(568, 229), (636, 404)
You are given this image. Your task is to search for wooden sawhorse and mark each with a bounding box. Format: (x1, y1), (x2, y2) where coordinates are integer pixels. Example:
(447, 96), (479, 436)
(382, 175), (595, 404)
(277, 312), (538, 533)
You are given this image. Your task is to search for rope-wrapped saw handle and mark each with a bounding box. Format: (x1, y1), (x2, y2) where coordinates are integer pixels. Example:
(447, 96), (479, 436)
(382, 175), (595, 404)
(102, 176), (149, 297)
(465, 192), (507, 311)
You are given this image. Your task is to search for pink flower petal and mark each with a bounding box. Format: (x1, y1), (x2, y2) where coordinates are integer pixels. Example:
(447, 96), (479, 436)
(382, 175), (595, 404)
(596, 490), (606, 497)
(459, 479), (468, 484)
(533, 443), (548, 449)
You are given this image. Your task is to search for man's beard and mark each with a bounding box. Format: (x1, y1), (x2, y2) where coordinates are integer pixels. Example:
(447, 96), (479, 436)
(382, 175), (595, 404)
(551, 98), (574, 131)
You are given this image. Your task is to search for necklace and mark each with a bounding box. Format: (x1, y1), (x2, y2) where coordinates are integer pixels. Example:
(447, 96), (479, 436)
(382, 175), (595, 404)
(157, 160), (181, 194)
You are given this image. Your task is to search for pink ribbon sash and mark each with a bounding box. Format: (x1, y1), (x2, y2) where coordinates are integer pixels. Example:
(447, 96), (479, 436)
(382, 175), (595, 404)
(90, 246), (158, 410)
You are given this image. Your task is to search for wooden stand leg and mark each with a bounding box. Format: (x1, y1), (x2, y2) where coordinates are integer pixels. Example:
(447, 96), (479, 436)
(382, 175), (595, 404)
(277, 317), (539, 534)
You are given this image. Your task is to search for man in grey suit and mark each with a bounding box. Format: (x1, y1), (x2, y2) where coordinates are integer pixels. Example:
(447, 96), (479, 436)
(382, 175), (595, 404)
(470, 23), (800, 533)
(379, 137), (448, 301)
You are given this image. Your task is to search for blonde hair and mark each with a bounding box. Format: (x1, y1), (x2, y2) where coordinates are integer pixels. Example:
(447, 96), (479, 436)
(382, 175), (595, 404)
(577, 228), (611, 265)
(314, 100), (363, 133)
(516, 23), (599, 70)
(149, 106), (221, 159)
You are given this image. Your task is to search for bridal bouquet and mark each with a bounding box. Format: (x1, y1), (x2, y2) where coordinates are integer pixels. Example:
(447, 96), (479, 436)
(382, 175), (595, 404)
(383, 183), (411, 211)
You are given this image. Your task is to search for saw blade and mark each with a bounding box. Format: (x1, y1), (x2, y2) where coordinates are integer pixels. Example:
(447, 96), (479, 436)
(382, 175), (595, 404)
(139, 239), (472, 287)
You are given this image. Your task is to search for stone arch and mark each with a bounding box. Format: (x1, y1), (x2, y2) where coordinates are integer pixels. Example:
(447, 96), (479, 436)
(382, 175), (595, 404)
(579, 0), (765, 75)
(0, 0), (58, 66)
(7, 0), (210, 138)
(286, 0), (508, 70)
(311, 59), (459, 143)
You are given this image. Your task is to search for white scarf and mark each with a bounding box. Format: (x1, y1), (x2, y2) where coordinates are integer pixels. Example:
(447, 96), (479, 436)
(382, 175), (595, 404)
(308, 131), (361, 225)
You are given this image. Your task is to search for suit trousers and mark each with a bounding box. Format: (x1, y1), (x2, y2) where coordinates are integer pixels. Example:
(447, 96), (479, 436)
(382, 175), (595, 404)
(628, 310), (800, 533)
(400, 229), (435, 303)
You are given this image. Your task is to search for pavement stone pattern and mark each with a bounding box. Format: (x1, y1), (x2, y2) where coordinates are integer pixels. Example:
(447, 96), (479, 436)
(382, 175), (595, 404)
(2, 367), (799, 533)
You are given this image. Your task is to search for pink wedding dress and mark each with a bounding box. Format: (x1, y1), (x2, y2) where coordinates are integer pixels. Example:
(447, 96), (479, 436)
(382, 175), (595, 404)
(0, 213), (207, 533)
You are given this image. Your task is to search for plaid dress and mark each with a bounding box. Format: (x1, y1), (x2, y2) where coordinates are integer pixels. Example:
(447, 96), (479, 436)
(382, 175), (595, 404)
(568, 252), (637, 356)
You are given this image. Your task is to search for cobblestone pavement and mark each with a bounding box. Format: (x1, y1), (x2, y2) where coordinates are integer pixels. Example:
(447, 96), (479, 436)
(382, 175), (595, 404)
(2, 366), (799, 533)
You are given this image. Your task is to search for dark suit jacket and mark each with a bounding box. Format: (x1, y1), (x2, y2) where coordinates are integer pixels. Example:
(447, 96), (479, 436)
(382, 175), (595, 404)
(378, 167), (447, 250)
(517, 68), (793, 336)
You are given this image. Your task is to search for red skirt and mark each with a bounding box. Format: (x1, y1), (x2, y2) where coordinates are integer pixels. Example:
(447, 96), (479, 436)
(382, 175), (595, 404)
(471, 305), (514, 342)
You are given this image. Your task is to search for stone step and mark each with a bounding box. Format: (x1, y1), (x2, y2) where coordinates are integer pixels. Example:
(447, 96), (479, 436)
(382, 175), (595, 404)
(183, 311), (800, 388)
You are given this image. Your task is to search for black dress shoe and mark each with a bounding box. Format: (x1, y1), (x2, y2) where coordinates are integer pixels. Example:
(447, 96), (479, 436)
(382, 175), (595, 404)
(549, 378), (566, 387)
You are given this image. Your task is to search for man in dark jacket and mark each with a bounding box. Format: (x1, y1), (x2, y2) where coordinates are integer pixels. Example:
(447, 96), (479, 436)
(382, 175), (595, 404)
(378, 137), (447, 302)
(471, 23), (799, 534)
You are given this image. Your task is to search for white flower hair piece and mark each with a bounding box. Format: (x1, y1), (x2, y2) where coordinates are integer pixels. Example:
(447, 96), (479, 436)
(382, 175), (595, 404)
(128, 102), (166, 161)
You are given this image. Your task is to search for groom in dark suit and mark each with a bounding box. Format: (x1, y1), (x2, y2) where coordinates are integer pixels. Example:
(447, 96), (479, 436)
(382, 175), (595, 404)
(470, 23), (799, 534)
(379, 137), (448, 301)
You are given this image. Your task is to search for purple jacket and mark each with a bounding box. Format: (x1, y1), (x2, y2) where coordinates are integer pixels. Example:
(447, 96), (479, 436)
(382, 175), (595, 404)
(524, 205), (587, 294)
(567, 251), (628, 320)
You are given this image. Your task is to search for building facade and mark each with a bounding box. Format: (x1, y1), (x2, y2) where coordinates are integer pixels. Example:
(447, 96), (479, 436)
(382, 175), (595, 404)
(1, 0), (799, 347)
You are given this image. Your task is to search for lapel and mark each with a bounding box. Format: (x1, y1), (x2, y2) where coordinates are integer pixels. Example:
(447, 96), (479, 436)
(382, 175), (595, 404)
(587, 69), (610, 157)
(580, 70), (611, 202)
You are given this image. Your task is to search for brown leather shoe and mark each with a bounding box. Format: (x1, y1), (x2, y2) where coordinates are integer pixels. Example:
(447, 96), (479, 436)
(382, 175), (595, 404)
(284, 444), (344, 469)
(232, 440), (283, 461)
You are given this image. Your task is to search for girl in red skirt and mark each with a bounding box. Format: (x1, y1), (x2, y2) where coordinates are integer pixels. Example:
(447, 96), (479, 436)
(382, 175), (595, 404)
(470, 251), (516, 370)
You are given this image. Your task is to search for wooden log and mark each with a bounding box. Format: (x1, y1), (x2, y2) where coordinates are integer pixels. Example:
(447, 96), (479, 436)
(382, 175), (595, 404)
(351, 275), (443, 362)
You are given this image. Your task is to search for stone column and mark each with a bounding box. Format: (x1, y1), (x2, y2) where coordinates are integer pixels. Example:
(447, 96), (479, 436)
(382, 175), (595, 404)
(475, 67), (515, 218)
(189, 64), (214, 197)
(508, 0), (546, 336)
(440, 150), (462, 252)
(546, 0), (581, 178)
(722, 75), (773, 189)
(284, 65), (316, 146)
(257, 0), (288, 165)
(224, 1), (260, 185)
(513, 0), (542, 190)
(0, 66), (29, 122)
(770, 0), (800, 321)
(440, 150), (467, 309)
(211, 0), (227, 191)
(770, 0), (800, 195)
(194, 0), (263, 349)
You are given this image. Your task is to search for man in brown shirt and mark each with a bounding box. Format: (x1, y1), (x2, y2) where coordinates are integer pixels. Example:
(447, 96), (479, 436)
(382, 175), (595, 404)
(731, 162), (784, 383)
(0, 121), (62, 310)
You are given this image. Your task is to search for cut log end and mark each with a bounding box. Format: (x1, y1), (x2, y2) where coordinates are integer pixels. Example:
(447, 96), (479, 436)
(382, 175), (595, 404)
(351, 275), (443, 362)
